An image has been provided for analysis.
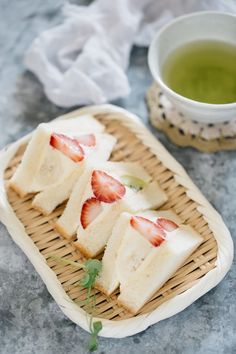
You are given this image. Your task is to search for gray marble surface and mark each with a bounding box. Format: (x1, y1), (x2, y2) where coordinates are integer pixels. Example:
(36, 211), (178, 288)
(0, 1), (235, 353)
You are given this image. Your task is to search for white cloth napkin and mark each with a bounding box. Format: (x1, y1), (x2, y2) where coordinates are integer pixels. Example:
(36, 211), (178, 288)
(25, 0), (236, 107)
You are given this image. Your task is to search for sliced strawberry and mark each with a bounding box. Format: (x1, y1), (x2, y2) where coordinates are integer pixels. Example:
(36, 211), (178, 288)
(130, 216), (166, 247)
(91, 170), (126, 203)
(50, 133), (84, 162)
(80, 197), (102, 229)
(75, 134), (96, 147)
(156, 217), (179, 232)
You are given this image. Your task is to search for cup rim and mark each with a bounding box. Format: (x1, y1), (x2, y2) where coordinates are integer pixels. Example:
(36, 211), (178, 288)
(148, 10), (236, 110)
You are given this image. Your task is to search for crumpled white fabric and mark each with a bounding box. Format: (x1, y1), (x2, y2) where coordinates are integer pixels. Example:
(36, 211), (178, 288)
(25, 0), (236, 107)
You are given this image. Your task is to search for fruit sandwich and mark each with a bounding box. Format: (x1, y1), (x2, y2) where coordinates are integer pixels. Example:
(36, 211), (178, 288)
(96, 209), (202, 314)
(9, 115), (116, 214)
(55, 161), (168, 257)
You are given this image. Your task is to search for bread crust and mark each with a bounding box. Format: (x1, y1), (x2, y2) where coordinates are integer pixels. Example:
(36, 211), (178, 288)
(9, 181), (27, 198)
(73, 241), (95, 258)
(54, 221), (75, 241)
(31, 201), (51, 216)
(117, 298), (138, 315)
(94, 281), (114, 296)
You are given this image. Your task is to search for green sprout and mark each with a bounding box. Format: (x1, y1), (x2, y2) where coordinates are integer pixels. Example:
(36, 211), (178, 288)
(50, 256), (103, 351)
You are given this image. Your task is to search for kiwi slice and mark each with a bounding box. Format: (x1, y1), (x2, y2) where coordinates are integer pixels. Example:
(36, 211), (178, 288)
(120, 175), (147, 192)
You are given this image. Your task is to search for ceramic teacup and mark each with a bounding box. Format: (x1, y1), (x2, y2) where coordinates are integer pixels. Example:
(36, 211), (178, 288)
(148, 11), (236, 124)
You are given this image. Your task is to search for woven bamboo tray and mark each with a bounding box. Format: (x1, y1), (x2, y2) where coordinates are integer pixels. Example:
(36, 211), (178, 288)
(0, 104), (233, 338)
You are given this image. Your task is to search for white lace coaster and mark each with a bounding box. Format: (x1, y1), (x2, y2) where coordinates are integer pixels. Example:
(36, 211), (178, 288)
(147, 83), (236, 152)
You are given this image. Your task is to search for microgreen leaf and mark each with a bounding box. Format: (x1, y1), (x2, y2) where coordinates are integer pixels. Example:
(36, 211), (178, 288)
(79, 259), (102, 289)
(88, 336), (98, 352)
(80, 273), (91, 287)
(93, 321), (102, 334)
(50, 255), (103, 352)
(85, 259), (102, 273)
(88, 320), (103, 352)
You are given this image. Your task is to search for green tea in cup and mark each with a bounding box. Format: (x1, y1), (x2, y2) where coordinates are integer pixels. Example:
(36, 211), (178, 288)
(162, 40), (236, 104)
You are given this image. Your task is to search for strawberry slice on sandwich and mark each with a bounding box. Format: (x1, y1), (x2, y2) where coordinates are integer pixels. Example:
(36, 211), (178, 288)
(50, 133), (84, 162)
(80, 197), (102, 229)
(91, 170), (126, 203)
(157, 217), (179, 232)
(130, 216), (166, 247)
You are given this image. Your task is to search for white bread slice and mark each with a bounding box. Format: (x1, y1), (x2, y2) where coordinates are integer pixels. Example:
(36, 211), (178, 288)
(31, 134), (116, 215)
(32, 169), (79, 215)
(46, 115), (104, 134)
(56, 161), (167, 256)
(126, 181), (167, 210)
(96, 210), (181, 295)
(9, 115), (104, 197)
(95, 213), (130, 295)
(118, 224), (203, 314)
(54, 168), (93, 239)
